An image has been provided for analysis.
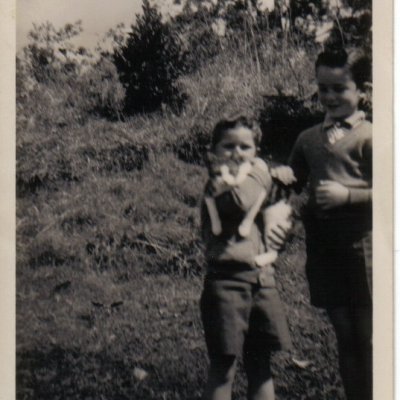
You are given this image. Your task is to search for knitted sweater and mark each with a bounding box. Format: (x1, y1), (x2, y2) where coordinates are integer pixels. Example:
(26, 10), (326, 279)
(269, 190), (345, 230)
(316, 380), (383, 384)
(288, 110), (372, 223)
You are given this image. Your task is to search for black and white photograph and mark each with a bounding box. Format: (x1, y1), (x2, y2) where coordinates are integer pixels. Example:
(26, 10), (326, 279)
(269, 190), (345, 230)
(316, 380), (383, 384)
(1, 0), (393, 399)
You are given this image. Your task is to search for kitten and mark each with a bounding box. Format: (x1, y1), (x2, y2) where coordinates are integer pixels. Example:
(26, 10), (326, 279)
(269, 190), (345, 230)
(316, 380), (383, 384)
(204, 153), (292, 270)
(204, 153), (267, 237)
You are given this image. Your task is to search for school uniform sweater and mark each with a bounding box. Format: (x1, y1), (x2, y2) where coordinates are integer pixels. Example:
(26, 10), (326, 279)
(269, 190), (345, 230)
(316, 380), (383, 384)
(288, 110), (372, 225)
(288, 111), (373, 308)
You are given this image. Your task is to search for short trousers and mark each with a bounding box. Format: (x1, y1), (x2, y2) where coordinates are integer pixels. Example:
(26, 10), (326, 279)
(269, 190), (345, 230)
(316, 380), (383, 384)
(304, 218), (372, 310)
(200, 277), (293, 357)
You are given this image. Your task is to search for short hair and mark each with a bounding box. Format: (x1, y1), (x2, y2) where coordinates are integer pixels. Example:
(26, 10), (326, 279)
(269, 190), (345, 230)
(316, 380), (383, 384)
(315, 48), (372, 90)
(210, 115), (262, 151)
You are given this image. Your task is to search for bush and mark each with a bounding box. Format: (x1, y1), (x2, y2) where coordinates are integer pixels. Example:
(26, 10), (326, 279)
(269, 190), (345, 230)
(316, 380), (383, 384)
(81, 55), (125, 120)
(171, 5), (223, 74)
(260, 93), (324, 162)
(113, 0), (187, 115)
(17, 21), (125, 128)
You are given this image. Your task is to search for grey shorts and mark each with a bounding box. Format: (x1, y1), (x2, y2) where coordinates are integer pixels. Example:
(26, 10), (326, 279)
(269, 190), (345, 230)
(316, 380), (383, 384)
(200, 277), (293, 357)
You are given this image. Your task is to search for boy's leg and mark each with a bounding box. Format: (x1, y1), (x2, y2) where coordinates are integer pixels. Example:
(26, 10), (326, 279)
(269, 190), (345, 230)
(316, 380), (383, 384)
(202, 355), (237, 400)
(353, 306), (373, 400)
(327, 307), (364, 400)
(243, 350), (274, 400)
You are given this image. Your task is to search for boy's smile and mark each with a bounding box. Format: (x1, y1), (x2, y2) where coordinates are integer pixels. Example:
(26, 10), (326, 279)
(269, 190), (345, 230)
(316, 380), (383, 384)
(214, 127), (256, 162)
(316, 66), (360, 121)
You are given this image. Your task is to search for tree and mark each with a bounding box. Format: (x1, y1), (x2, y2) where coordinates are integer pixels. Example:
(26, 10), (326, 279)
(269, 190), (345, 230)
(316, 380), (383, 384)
(113, 0), (187, 115)
(18, 21), (125, 124)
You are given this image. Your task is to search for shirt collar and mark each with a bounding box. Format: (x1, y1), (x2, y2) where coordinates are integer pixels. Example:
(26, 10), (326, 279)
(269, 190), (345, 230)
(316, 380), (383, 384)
(323, 110), (366, 130)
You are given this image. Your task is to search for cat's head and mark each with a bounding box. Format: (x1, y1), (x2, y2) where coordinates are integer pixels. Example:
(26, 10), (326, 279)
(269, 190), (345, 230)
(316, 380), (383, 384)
(206, 152), (248, 177)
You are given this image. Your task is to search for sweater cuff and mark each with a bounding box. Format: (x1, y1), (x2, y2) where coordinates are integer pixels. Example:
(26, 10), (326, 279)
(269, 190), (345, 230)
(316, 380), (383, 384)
(348, 188), (372, 204)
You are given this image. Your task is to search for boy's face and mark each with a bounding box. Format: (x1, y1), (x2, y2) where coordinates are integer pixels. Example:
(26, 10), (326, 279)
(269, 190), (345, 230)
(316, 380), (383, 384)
(214, 126), (256, 162)
(316, 65), (360, 121)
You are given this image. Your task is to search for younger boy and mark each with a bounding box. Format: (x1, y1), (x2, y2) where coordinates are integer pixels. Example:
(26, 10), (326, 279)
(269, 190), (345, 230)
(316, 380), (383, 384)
(200, 115), (293, 400)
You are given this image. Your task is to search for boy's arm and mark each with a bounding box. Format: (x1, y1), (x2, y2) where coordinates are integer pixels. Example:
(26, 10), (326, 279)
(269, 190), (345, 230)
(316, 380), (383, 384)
(348, 187), (372, 204)
(270, 165), (297, 186)
(317, 137), (372, 209)
(287, 136), (310, 193)
(348, 137), (372, 204)
(262, 174), (294, 250)
(316, 181), (372, 210)
(259, 160), (296, 250)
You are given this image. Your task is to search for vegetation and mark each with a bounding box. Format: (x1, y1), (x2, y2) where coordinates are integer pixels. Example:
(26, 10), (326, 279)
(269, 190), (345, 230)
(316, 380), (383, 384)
(16, 0), (372, 399)
(113, 0), (188, 114)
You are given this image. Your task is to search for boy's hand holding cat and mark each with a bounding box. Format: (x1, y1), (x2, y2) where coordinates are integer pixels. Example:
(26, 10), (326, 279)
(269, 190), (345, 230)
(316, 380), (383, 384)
(263, 201), (292, 251)
(263, 165), (296, 250)
(266, 224), (289, 250)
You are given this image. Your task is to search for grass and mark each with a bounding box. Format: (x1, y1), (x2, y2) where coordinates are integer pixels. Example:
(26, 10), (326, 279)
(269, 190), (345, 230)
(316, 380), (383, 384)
(17, 269), (206, 400)
(17, 127), (344, 400)
(17, 203), (346, 399)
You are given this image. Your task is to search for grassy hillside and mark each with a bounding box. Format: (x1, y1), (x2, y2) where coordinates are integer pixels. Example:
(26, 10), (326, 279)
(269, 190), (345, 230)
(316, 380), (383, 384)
(16, 2), (372, 398)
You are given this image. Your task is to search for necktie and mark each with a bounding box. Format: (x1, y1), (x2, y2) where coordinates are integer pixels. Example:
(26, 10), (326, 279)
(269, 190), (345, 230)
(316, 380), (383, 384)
(327, 123), (345, 144)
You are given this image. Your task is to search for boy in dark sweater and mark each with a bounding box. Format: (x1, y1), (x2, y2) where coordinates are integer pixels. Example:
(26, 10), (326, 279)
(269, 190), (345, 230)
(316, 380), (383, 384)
(200, 116), (293, 400)
(278, 48), (372, 400)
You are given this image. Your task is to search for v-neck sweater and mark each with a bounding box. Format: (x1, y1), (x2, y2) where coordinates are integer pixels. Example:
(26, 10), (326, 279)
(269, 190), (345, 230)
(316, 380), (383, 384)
(288, 114), (372, 222)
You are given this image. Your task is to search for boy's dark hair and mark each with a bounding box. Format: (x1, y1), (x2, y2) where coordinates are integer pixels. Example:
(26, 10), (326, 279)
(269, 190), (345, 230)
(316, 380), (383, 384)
(315, 48), (372, 90)
(210, 115), (262, 151)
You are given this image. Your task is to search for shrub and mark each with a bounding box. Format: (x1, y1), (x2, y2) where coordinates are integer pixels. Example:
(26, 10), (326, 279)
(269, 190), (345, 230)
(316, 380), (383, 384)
(171, 5), (223, 74)
(80, 55), (125, 120)
(113, 0), (187, 115)
(260, 93), (324, 162)
(17, 21), (125, 128)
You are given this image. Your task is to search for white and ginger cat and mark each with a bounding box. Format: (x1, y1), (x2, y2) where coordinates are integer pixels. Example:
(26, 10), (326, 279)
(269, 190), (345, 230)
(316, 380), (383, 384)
(204, 153), (292, 267)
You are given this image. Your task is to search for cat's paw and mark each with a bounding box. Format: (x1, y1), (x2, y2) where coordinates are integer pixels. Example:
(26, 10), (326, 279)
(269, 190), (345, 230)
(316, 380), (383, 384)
(238, 220), (252, 237)
(255, 251), (278, 267)
(211, 221), (222, 236)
